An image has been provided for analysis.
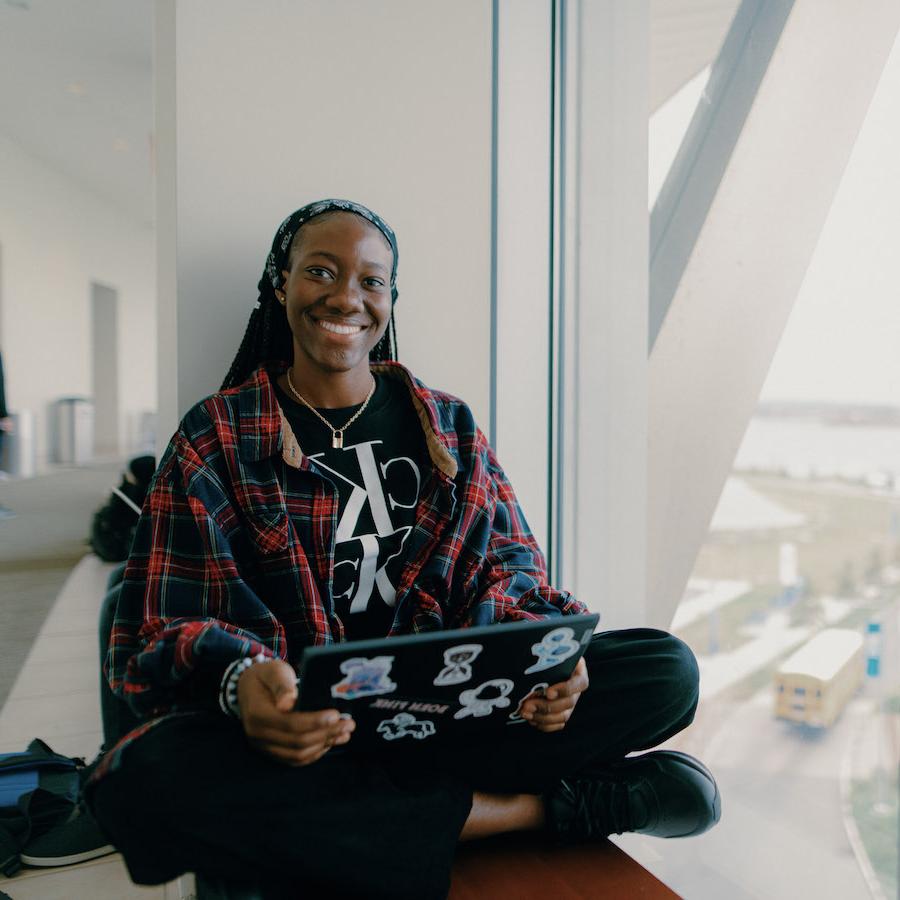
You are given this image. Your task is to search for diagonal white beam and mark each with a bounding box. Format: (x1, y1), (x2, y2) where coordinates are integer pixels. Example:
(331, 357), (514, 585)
(650, 0), (741, 113)
(647, 0), (900, 628)
(650, 0), (794, 352)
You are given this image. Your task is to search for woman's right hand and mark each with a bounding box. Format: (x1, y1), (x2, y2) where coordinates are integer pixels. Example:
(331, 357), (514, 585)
(237, 658), (354, 766)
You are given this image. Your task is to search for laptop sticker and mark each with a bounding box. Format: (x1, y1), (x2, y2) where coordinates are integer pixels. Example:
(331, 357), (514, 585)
(377, 712), (436, 741)
(454, 678), (514, 719)
(524, 627), (580, 674)
(433, 643), (483, 687)
(507, 682), (550, 724)
(330, 656), (397, 701)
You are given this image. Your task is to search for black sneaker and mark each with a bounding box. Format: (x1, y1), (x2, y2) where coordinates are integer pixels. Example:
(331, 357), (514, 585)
(545, 750), (721, 842)
(20, 805), (115, 867)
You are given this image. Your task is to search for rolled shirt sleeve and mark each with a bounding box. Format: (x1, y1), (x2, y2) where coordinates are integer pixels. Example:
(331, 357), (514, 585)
(106, 430), (281, 720)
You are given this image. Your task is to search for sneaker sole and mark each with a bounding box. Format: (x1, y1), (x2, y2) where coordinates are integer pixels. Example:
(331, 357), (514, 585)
(20, 844), (116, 867)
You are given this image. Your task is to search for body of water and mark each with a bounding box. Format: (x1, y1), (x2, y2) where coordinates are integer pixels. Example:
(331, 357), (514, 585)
(736, 419), (900, 480)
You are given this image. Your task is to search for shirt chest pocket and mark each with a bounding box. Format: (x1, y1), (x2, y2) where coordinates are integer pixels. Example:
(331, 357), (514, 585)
(244, 509), (289, 556)
(232, 473), (291, 557)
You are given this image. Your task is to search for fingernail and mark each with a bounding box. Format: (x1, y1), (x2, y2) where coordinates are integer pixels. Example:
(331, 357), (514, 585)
(546, 690), (557, 700)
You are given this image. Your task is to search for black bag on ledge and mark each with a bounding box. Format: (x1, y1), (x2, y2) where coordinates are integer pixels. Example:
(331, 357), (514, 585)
(89, 454), (156, 562)
(0, 740), (114, 877)
(0, 739), (83, 876)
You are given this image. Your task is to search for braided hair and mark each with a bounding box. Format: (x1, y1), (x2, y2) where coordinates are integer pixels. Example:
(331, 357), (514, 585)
(221, 200), (399, 391)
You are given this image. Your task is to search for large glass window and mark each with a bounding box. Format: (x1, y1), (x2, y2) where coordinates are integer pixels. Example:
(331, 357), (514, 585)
(629, 20), (900, 900)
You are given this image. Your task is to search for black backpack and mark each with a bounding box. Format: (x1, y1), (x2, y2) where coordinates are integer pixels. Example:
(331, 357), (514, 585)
(0, 739), (84, 877)
(89, 455), (156, 562)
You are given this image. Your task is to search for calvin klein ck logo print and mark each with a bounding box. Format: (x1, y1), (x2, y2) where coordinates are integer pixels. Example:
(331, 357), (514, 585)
(310, 440), (421, 613)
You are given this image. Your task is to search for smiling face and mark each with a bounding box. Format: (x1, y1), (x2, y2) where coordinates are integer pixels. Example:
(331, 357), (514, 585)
(277, 211), (394, 383)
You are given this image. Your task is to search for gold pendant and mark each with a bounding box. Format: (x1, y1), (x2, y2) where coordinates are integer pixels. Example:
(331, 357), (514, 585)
(332, 430), (344, 449)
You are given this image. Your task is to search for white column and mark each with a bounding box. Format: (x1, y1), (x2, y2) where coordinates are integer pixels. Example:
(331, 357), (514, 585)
(559, 0), (649, 628)
(155, 0), (177, 456)
(494, 0), (649, 625)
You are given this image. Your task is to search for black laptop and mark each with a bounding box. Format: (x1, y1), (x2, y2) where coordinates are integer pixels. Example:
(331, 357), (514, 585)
(295, 613), (599, 747)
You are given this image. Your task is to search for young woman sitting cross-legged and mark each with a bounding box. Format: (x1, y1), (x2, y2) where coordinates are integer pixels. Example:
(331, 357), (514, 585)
(85, 199), (721, 900)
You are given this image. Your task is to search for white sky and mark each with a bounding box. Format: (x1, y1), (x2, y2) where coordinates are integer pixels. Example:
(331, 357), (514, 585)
(650, 32), (900, 407)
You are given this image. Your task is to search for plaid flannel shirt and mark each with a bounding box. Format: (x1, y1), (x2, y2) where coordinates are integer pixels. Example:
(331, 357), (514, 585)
(105, 361), (585, 732)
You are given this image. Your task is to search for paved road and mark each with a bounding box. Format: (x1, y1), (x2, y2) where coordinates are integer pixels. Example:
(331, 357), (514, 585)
(701, 690), (875, 899)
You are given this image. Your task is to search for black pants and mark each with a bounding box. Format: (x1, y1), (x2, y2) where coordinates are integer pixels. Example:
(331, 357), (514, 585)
(98, 570), (141, 752)
(86, 629), (698, 900)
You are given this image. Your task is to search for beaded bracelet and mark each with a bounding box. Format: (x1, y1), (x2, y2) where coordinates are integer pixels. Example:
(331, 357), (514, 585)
(218, 652), (269, 718)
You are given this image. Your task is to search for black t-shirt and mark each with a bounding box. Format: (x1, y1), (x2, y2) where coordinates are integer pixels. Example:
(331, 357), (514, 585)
(274, 374), (429, 641)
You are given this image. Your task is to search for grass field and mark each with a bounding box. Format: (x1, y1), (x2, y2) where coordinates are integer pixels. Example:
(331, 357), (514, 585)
(693, 475), (899, 593)
(851, 775), (898, 900)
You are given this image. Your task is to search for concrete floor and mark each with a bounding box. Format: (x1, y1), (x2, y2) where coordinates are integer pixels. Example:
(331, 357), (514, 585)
(0, 461), (121, 708)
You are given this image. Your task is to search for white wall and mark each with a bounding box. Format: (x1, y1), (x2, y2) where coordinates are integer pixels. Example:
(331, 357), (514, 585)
(156, 0), (650, 630)
(0, 136), (156, 469)
(157, 0), (493, 441)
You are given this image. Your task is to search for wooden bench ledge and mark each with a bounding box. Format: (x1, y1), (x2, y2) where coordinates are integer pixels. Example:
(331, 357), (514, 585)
(450, 834), (680, 899)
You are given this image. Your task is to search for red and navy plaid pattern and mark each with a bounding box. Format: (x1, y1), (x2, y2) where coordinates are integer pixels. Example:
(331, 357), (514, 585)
(104, 362), (585, 731)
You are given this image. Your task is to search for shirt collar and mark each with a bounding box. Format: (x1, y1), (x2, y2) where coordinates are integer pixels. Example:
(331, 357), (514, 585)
(234, 363), (459, 480)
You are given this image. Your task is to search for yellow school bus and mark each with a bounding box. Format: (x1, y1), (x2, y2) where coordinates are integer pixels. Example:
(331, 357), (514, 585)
(774, 628), (864, 728)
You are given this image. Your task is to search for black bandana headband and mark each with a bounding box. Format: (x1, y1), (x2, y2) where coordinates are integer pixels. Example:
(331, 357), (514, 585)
(259, 199), (399, 306)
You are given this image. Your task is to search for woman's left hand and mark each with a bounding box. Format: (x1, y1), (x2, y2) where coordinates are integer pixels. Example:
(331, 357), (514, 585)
(520, 658), (589, 733)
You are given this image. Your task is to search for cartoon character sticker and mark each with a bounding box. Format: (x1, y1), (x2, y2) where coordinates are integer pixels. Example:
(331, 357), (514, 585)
(330, 656), (397, 701)
(507, 682), (550, 724)
(433, 643), (483, 687)
(524, 627), (580, 675)
(377, 712), (436, 741)
(454, 678), (514, 719)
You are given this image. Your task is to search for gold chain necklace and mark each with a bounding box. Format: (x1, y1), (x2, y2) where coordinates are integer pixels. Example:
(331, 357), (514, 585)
(285, 368), (376, 449)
